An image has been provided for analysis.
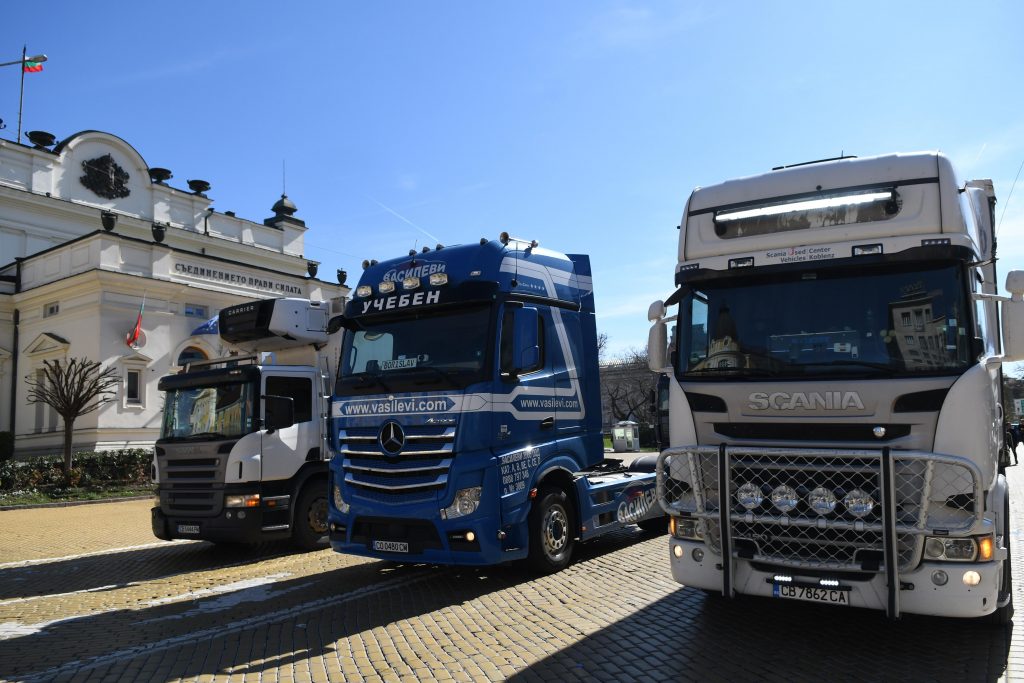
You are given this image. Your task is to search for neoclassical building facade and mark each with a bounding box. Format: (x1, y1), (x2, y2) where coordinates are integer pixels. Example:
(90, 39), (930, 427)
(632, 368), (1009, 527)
(0, 130), (348, 456)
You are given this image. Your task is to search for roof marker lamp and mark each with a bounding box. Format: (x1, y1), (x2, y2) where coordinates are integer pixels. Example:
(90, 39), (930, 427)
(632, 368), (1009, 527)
(853, 243), (883, 256)
(715, 189), (897, 224)
(429, 273), (448, 286)
(729, 257), (754, 269)
(378, 281), (395, 294)
(402, 276), (420, 290)
(356, 285), (372, 298)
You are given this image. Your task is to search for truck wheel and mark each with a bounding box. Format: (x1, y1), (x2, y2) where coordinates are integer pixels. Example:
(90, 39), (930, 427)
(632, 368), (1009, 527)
(292, 483), (329, 551)
(527, 486), (576, 574)
(987, 494), (1014, 626)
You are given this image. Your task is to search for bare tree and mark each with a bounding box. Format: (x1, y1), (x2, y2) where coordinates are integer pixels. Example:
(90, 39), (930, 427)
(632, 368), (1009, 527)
(601, 346), (657, 424)
(25, 358), (120, 480)
(596, 332), (608, 362)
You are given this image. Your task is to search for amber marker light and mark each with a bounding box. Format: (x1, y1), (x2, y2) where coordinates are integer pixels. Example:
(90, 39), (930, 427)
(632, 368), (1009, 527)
(978, 535), (994, 561)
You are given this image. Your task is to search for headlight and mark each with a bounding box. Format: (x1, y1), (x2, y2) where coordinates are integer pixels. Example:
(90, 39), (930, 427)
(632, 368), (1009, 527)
(442, 487), (481, 519)
(670, 517), (704, 540)
(225, 494), (260, 508)
(333, 485), (350, 514)
(923, 536), (981, 562)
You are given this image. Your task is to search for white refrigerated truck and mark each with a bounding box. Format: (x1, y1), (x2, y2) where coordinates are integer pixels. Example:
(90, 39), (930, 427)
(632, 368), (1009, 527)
(152, 298), (340, 549)
(649, 152), (1024, 621)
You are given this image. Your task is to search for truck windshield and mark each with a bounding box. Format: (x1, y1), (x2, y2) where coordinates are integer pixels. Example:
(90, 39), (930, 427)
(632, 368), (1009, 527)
(678, 261), (975, 379)
(160, 381), (256, 440)
(337, 305), (492, 395)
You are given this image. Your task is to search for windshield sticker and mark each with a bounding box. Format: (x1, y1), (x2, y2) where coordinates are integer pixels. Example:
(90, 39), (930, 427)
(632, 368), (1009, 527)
(361, 290), (440, 314)
(764, 246), (836, 264)
(379, 358), (418, 371)
(499, 447), (541, 496)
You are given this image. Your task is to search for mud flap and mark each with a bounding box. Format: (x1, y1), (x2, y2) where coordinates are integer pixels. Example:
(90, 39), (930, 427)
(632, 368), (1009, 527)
(881, 447), (900, 620)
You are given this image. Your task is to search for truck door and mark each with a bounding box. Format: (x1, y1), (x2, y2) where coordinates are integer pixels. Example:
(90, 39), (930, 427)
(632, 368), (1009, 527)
(261, 373), (316, 482)
(495, 304), (558, 497)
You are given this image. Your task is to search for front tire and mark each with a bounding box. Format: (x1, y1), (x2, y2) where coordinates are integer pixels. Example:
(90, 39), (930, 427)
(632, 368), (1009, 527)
(292, 483), (329, 551)
(527, 486), (576, 574)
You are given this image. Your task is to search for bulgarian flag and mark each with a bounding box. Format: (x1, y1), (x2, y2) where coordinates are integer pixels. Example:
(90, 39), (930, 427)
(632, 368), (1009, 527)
(126, 294), (146, 348)
(23, 60), (43, 73)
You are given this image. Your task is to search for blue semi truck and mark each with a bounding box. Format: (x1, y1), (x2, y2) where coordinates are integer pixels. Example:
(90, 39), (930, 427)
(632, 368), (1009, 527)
(327, 234), (664, 571)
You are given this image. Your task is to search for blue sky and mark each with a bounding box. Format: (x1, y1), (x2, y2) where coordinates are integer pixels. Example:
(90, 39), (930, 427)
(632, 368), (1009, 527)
(3, 2), (1024, 358)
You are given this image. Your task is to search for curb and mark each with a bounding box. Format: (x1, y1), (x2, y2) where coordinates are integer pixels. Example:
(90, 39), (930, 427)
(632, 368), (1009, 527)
(0, 495), (155, 512)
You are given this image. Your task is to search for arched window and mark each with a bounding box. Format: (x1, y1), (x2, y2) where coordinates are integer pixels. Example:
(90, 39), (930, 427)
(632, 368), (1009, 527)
(177, 346), (207, 365)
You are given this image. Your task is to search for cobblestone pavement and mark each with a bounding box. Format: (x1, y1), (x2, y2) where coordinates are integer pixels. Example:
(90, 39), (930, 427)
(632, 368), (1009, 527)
(1, 467), (1023, 683)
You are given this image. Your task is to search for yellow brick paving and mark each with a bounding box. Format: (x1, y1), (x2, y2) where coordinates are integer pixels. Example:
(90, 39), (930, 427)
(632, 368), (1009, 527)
(0, 471), (1023, 681)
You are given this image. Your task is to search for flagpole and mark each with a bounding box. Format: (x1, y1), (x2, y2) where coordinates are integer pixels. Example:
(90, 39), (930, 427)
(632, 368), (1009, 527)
(17, 45), (25, 143)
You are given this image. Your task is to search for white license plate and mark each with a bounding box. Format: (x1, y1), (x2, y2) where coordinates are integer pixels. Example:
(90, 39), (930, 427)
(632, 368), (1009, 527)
(177, 524), (200, 535)
(373, 540), (409, 553)
(773, 583), (849, 606)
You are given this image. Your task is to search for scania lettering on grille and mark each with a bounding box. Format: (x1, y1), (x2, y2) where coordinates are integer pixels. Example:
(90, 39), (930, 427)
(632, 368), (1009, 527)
(748, 391), (865, 411)
(361, 290), (440, 314)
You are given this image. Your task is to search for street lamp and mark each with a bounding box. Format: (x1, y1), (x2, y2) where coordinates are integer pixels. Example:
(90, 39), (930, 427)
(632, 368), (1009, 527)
(0, 47), (48, 144)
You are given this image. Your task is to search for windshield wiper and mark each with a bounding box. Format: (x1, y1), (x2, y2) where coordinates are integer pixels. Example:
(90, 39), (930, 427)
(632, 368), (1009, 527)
(183, 431), (228, 440)
(410, 366), (461, 388)
(787, 359), (895, 373)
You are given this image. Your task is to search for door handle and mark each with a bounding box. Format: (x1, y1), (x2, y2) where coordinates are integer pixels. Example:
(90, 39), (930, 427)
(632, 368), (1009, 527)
(541, 417), (555, 429)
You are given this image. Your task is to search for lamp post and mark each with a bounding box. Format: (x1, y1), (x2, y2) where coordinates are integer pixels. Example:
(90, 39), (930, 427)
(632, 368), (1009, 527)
(0, 47), (47, 143)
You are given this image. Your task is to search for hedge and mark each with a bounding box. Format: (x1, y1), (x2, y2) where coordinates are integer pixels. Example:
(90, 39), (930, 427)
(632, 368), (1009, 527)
(0, 448), (151, 492)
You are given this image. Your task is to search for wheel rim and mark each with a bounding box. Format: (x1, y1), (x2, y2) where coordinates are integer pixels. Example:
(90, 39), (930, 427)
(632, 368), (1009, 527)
(542, 504), (569, 559)
(307, 497), (328, 534)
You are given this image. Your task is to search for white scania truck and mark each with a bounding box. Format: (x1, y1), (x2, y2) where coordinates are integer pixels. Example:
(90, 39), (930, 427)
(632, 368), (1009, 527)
(152, 298), (340, 549)
(648, 152), (1024, 621)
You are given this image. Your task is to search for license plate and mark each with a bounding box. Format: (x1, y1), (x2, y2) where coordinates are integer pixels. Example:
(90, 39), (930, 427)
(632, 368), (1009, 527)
(373, 540), (409, 553)
(773, 583), (849, 606)
(177, 524), (200, 535)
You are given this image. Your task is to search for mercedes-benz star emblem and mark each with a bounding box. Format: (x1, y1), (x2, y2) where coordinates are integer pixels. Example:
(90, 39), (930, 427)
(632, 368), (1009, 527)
(379, 421), (406, 455)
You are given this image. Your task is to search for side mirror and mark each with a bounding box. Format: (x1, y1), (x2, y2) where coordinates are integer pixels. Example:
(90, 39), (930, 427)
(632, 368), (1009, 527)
(1003, 271), (1024, 361)
(264, 394), (295, 432)
(648, 320), (667, 372)
(327, 315), (346, 335)
(513, 307), (541, 373)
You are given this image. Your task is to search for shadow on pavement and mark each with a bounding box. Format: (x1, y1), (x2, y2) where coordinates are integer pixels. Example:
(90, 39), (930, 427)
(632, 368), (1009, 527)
(0, 540), (299, 601)
(0, 527), (653, 682)
(507, 587), (1012, 683)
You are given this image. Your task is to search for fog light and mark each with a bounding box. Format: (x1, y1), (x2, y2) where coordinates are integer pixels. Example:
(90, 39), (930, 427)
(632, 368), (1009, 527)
(963, 570), (981, 587)
(692, 547), (704, 562)
(843, 489), (875, 518)
(238, 510), (246, 519)
(808, 487), (838, 515)
(771, 485), (799, 513)
(465, 531), (476, 543)
(673, 544), (684, 558)
(932, 570), (948, 586)
(736, 482), (764, 510)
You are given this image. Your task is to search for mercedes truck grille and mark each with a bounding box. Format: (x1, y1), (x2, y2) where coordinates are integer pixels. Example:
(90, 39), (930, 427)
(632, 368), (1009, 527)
(656, 446), (982, 572)
(339, 426), (456, 502)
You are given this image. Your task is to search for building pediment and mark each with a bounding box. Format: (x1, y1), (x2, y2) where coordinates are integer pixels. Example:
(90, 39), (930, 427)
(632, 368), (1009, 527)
(25, 333), (70, 357)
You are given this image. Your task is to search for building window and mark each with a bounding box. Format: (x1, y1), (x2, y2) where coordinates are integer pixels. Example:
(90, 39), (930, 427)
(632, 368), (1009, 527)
(44, 302), (59, 317)
(184, 303), (208, 318)
(126, 370), (141, 405)
(177, 347), (207, 366)
(905, 335), (915, 345)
